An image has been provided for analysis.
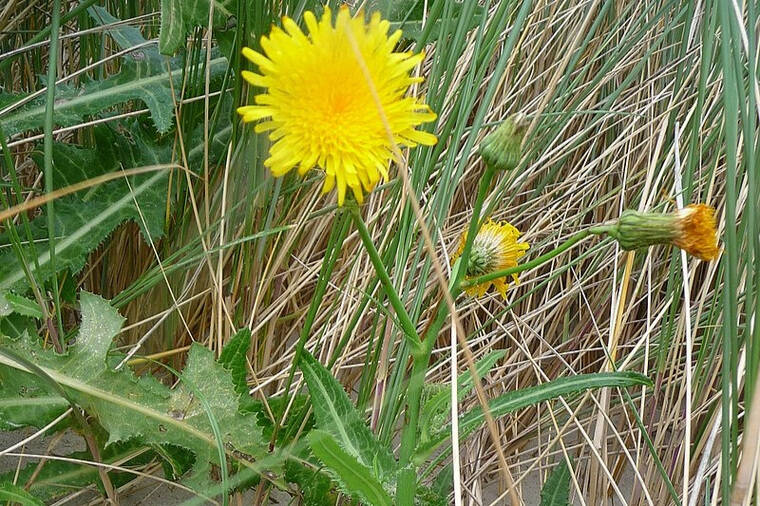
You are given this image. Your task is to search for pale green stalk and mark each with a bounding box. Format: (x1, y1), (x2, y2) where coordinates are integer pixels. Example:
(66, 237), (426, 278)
(43, 0), (64, 345)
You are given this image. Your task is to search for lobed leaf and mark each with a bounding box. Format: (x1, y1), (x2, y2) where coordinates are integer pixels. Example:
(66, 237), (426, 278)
(0, 292), (268, 492)
(0, 124), (171, 292)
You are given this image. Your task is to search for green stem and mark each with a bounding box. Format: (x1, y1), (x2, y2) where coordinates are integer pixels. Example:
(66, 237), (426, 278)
(350, 209), (423, 355)
(396, 356), (428, 505)
(397, 165), (496, 506)
(44, 0), (65, 345)
(461, 227), (601, 290)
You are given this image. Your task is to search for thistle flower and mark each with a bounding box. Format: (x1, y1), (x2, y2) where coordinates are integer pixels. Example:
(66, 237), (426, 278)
(605, 204), (720, 261)
(237, 6), (437, 206)
(452, 219), (530, 298)
(478, 113), (529, 171)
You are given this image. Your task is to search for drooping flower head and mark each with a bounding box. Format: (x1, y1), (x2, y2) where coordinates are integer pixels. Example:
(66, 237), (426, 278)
(238, 6), (437, 205)
(606, 203), (720, 261)
(452, 219), (530, 298)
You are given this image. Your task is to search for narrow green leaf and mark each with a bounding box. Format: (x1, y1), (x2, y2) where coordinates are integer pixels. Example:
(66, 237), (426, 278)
(0, 293), (42, 319)
(540, 460), (572, 506)
(159, 0), (185, 54)
(415, 371), (652, 462)
(158, 0), (235, 55)
(307, 430), (392, 506)
(0, 482), (44, 506)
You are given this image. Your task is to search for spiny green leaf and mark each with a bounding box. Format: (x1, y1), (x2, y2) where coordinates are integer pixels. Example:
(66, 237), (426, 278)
(0, 54), (222, 138)
(419, 350), (505, 444)
(284, 456), (335, 506)
(0, 124), (171, 292)
(219, 328), (251, 398)
(0, 293), (42, 319)
(0, 357), (69, 430)
(159, 0), (235, 55)
(540, 460), (572, 506)
(0, 6), (227, 137)
(0, 291), (268, 491)
(88, 6), (162, 60)
(414, 372), (652, 463)
(307, 430), (392, 506)
(0, 482), (45, 506)
(299, 351), (397, 491)
(415, 485), (448, 506)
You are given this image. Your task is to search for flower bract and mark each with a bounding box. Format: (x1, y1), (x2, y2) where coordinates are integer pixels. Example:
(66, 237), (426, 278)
(237, 6), (437, 205)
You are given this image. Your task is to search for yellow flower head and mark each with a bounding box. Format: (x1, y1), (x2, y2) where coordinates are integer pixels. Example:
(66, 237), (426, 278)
(237, 6), (438, 205)
(452, 219), (530, 299)
(607, 203), (720, 261)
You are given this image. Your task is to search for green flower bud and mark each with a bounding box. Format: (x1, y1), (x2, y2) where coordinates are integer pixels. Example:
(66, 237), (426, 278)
(478, 113), (528, 171)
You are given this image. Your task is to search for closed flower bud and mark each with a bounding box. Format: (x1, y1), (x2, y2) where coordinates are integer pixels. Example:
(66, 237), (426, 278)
(478, 113), (528, 171)
(605, 204), (719, 261)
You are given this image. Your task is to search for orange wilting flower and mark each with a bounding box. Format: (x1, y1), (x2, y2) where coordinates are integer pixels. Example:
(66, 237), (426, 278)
(606, 204), (720, 261)
(237, 6), (437, 206)
(452, 219), (530, 298)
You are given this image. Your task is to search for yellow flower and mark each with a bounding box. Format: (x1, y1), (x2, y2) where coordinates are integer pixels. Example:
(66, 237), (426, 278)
(237, 6), (437, 205)
(606, 203), (720, 261)
(452, 219), (530, 298)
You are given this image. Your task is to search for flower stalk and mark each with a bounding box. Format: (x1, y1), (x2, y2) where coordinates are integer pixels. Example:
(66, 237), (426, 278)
(350, 208), (423, 356)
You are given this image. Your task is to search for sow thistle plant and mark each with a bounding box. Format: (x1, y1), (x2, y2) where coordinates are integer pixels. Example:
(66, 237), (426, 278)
(0, 5), (726, 506)
(233, 10), (717, 504)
